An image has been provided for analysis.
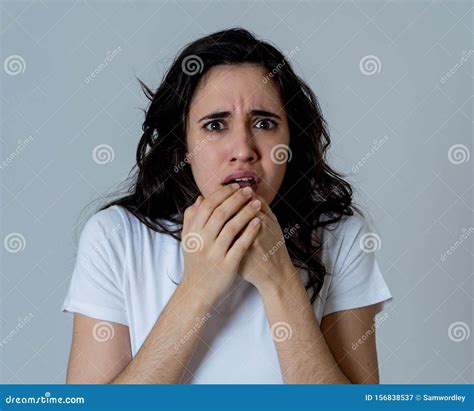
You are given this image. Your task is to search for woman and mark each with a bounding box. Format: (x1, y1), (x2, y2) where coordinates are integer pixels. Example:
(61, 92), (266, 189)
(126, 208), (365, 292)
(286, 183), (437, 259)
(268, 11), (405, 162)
(62, 27), (392, 384)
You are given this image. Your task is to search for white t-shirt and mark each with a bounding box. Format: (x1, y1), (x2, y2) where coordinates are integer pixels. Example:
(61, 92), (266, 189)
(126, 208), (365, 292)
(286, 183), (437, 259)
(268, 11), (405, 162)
(62, 205), (393, 383)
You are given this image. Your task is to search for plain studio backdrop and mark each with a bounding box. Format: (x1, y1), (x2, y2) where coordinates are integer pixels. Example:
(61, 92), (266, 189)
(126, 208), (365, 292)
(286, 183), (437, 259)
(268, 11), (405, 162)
(0, 0), (472, 383)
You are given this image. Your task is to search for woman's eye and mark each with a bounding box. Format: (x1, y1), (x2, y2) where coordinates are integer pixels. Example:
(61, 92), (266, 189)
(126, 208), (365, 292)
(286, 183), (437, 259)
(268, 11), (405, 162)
(204, 120), (225, 132)
(255, 119), (276, 130)
(203, 119), (276, 132)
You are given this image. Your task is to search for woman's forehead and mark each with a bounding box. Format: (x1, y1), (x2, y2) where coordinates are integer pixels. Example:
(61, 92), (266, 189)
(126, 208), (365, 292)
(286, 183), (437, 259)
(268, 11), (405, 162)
(189, 65), (283, 116)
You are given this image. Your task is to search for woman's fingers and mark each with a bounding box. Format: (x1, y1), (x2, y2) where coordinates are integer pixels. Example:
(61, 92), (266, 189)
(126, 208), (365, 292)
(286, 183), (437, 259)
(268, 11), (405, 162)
(180, 184), (263, 302)
(217, 197), (262, 253)
(226, 216), (262, 262)
(205, 186), (256, 240)
(192, 183), (240, 230)
(249, 191), (276, 222)
(182, 195), (203, 235)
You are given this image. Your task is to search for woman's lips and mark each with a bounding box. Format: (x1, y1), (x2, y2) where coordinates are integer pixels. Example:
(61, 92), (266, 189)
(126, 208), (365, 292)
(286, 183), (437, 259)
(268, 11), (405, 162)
(223, 180), (260, 191)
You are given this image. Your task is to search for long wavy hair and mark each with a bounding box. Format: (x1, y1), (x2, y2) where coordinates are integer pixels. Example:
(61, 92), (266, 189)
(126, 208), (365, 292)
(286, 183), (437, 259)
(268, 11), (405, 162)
(97, 27), (362, 305)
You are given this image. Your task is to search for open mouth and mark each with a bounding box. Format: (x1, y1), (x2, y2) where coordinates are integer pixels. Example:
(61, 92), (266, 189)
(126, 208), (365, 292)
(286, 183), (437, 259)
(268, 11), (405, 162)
(223, 177), (259, 190)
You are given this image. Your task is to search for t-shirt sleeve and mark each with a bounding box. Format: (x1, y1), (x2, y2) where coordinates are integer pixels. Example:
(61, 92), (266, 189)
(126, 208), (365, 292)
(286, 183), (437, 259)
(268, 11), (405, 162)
(322, 213), (393, 317)
(61, 206), (128, 325)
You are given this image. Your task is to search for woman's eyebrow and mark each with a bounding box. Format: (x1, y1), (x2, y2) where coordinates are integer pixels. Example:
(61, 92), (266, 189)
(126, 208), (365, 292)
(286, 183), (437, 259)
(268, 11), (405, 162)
(198, 110), (282, 123)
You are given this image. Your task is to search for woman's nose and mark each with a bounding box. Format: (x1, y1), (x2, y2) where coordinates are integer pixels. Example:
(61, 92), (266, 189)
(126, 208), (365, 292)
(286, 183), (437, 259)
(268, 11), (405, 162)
(229, 126), (257, 163)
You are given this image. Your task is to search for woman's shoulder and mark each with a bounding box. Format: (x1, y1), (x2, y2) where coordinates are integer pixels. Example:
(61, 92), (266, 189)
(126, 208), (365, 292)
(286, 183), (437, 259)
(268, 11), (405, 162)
(320, 209), (368, 243)
(317, 208), (378, 264)
(87, 204), (127, 229)
(75, 205), (130, 256)
(86, 205), (180, 244)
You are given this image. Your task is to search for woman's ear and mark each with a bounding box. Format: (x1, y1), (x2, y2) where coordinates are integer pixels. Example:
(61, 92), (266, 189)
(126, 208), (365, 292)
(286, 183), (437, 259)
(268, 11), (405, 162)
(183, 151), (189, 163)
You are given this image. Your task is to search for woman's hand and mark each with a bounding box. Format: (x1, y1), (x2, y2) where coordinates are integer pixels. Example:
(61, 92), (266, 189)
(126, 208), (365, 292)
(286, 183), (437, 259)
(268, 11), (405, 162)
(181, 183), (263, 304)
(237, 192), (296, 292)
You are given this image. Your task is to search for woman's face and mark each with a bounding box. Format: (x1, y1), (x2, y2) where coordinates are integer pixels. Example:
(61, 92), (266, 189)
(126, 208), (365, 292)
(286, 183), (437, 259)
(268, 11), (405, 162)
(185, 63), (290, 206)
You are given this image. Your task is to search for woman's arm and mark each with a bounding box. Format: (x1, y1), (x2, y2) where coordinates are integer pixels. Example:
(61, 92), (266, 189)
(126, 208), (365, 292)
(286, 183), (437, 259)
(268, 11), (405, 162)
(66, 314), (132, 384)
(259, 268), (383, 384)
(66, 279), (213, 384)
(66, 184), (262, 384)
(319, 303), (383, 384)
(258, 270), (350, 384)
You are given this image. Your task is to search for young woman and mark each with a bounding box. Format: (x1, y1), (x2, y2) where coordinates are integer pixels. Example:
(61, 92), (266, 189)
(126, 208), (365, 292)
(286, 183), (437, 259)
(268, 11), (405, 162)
(62, 28), (392, 384)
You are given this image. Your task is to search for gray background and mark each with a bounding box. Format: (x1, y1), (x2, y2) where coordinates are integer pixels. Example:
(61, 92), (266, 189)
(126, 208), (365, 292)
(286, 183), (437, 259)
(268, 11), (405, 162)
(0, 0), (472, 384)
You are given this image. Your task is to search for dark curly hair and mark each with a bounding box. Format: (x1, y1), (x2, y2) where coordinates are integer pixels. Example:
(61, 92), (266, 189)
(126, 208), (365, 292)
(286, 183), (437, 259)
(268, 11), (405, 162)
(97, 27), (363, 305)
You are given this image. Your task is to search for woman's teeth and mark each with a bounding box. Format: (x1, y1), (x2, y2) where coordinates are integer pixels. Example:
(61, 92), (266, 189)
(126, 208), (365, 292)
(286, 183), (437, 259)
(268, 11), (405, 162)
(231, 177), (254, 183)
(226, 177), (256, 187)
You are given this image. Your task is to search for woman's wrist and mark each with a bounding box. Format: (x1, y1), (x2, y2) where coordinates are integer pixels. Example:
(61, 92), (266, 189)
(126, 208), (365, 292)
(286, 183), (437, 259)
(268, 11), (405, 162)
(177, 276), (219, 312)
(254, 262), (299, 297)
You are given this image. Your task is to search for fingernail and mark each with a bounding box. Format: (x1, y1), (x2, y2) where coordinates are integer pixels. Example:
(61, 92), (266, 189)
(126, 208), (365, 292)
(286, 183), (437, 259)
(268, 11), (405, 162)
(231, 182), (240, 189)
(251, 199), (261, 209)
(242, 186), (252, 196)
